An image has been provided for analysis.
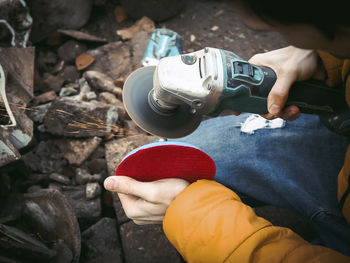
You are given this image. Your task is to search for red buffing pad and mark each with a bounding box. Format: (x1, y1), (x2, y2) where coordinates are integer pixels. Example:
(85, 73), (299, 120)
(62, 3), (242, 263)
(115, 141), (216, 182)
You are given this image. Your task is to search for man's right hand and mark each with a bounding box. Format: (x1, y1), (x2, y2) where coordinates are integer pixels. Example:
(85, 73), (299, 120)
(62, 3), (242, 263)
(248, 46), (326, 121)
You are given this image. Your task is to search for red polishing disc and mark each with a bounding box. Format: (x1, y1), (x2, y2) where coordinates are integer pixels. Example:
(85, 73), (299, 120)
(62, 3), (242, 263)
(115, 142), (216, 182)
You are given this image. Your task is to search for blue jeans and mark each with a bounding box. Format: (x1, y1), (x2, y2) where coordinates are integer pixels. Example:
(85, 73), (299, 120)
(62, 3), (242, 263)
(172, 113), (350, 256)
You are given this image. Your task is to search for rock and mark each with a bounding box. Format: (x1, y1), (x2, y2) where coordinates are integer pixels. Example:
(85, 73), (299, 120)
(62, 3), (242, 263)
(87, 41), (134, 80)
(26, 185), (43, 193)
(33, 91), (57, 105)
(37, 124), (46, 133)
(23, 189), (81, 263)
(44, 74), (65, 92)
(112, 193), (129, 225)
(58, 40), (87, 64)
(61, 65), (80, 83)
(34, 70), (49, 93)
(190, 34), (196, 42)
(0, 223), (56, 262)
(26, 173), (48, 185)
(29, 0), (93, 43)
(81, 218), (122, 262)
(49, 183), (62, 191)
(45, 31), (66, 46)
(75, 168), (103, 185)
(84, 71), (123, 97)
(86, 182), (101, 200)
(88, 145), (105, 159)
(105, 134), (157, 177)
(43, 98), (123, 138)
(87, 158), (107, 174)
(130, 31), (149, 67)
(27, 103), (52, 123)
(85, 91), (97, 101)
(113, 77), (125, 88)
(57, 137), (102, 166)
(120, 0), (185, 22)
(51, 61), (65, 74)
(22, 140), (67, 174)
(124, 120), (149, 136)
(36, 50), (59, 73)
(50, 239), (73, 263)
(120, 222), (182, 263)
(98, 92), (124, 109)
(59, 87), (79, 97)
(62, 166), (76, 178)
(60, 185), (101, 226)
(76, 79), (92, 100)
(49, 173), (71, 185)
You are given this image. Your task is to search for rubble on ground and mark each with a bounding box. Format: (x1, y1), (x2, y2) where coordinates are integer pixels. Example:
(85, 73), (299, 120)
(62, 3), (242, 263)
(0, 0), (290, 262)
(0, 6), (184, 260)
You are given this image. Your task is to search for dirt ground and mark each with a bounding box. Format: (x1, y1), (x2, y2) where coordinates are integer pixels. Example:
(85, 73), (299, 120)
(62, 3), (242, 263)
(85, 0), (288, 59)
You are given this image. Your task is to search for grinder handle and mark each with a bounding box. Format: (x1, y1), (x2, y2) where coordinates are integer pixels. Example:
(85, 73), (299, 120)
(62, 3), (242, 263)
(253, 66), (347, 115)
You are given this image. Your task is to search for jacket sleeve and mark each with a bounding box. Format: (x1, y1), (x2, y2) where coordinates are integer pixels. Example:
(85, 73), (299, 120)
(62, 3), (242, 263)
(163, 180), (350, 263)
(316, 50), (344, 87)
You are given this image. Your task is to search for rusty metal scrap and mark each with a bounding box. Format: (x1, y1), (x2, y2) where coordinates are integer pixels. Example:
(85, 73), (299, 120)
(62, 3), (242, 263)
(0, 47), (34, 167)
(0, 0), (32, 47)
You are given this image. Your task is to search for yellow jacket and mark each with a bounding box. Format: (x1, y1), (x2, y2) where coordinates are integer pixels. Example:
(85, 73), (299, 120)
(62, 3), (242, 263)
(163, 53), (350, 263)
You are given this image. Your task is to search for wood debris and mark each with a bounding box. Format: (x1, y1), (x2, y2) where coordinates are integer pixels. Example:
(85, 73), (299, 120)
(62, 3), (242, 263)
(75, 53), (95, 71)
(116, 16), (155, 40)
(57, 29), (108, 43)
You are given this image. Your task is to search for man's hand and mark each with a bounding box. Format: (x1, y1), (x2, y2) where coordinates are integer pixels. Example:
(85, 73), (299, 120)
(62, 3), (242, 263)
(104, 176), (189, 225)
(249, 46), (326, 120)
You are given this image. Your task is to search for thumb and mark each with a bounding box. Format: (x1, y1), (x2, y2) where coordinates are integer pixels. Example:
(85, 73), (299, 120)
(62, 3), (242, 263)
(267, 73), (295, 116)
(104, 176), (154, 201)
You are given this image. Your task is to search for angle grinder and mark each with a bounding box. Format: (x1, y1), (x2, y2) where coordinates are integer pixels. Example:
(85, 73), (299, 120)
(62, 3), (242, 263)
(123, 47), (349, 138)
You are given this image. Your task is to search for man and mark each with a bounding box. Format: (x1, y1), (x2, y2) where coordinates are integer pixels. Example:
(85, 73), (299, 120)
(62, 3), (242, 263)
(104, 0), (350, 261)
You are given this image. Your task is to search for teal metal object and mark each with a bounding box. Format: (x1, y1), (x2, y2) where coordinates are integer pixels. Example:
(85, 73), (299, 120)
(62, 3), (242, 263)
(142, 28), (182, 66)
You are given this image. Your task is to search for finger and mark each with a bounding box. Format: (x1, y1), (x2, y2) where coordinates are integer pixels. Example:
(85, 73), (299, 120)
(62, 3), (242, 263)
(267, 73), (295, 116)
(279, 105), (301, 121)
(134, 215), (164, 222)
(104, 176), (155, 201)
(248, 53), (272, 67)
(118, 192), (167, 219)
(105, 176), (189, 204)
(133, 219), (163, 225)
(260, 113), (278, 120)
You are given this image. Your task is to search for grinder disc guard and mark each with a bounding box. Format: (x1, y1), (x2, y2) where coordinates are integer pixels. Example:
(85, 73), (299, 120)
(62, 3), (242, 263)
(123, 66), (202, 138)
